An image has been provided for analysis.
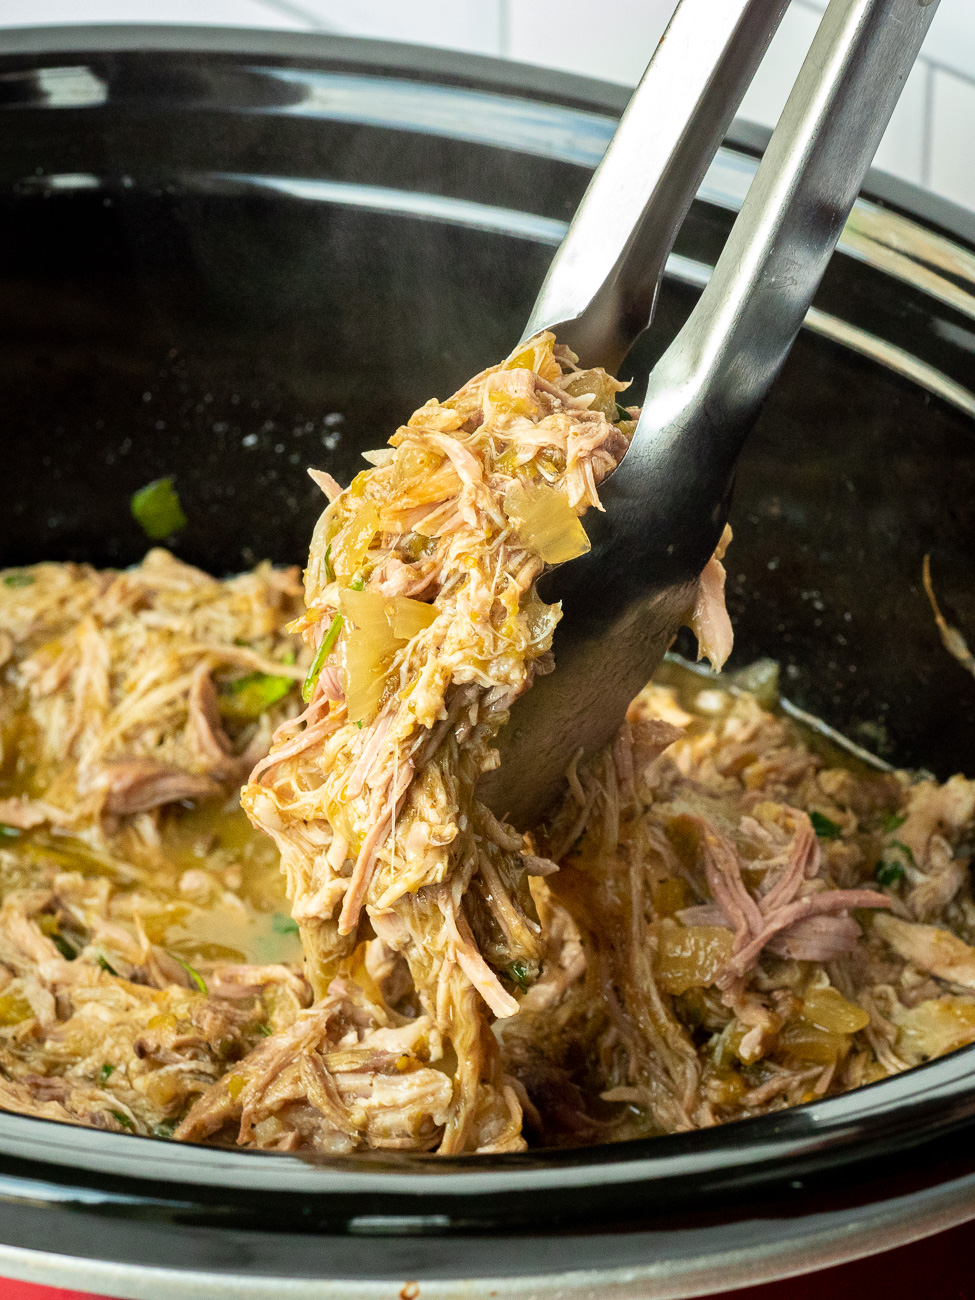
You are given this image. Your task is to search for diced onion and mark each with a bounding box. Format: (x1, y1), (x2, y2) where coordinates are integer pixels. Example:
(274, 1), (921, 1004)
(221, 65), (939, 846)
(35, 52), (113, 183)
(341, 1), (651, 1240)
(392, 446), (447, 496)
(505, 482), (591, 565)
(339, 589), (438, 725)
(653, 920), (734, 994)
(344, 648), (392, 727)
(389, 596), (438, 640)
(402, 463), (461, 509)
(361, 448), (396, 467)
(331, 501), (380, 579)
(653, 878), (692, 918)
(503, 346), (537, 371)
(340, 589), (401, 654)
(895, 997), (975, 1064)
(340, 589), (435, 645)
(340, 589), (400, 725)
(488, 390), (537, 418)
(800, 986), (869, 1035)
(0, 991), (33, 1026)
(561, 368), (622, 419)
(502, 332), (560, 381)
(778, 1019), (849, 1065)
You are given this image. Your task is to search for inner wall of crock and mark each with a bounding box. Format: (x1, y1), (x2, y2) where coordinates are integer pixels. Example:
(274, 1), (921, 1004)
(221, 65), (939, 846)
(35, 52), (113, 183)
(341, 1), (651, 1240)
(2, 64), (975, 786)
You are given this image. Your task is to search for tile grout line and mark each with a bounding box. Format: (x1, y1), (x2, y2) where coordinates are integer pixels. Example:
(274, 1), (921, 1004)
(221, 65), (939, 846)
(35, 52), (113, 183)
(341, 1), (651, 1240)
(787, 0), (975, 90)
(498, 0), (511, 61)
(759, 0), (975, 198)
(791, 0), (826, 19)
(917, 54), (975, 86)
(246, 0), (331, 31)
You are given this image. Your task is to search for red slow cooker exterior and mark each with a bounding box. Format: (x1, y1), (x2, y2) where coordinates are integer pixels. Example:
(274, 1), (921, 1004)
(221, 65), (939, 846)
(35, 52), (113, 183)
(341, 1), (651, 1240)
(7, 1220), (975, 1300)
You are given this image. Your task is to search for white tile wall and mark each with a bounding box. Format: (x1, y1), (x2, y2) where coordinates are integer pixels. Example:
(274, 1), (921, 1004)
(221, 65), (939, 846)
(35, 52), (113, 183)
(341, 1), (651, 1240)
(929, 67), (975, 210)
(908, 2), (975, 85)
(0, 0), (315, 29)
(737, 2), (823, 132)
(773, 0), (939, 189)
(503, 0), (672, 87)
(871, 59), (929, 188)
(271, 0), (502, 55)
(2, 0), (974, 211)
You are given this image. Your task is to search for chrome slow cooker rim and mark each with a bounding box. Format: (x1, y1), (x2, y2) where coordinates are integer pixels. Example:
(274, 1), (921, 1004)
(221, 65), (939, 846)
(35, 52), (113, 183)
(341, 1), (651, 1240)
(1, 24), (975, 1298)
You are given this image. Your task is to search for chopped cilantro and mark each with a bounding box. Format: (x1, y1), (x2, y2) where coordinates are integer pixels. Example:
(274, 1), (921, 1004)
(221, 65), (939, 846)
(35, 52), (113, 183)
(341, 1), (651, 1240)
(507, 960), (530, 992)
(301, 612), (343, 703)
(875, 836), (915, 888)
(323, 543), (336, 584)
(51, 933), (77, 961)
(219, 671), (293, 721)
(110, 1110), (135, 1132)
(130, 476), (187, 541)
(99, 1063), (115, 1085)
(3, 572), (34, 588)
(881, 812), (907, 834)
(614, 403), (632, 423)
(810, 811), (842, 839)
(353, 719), (363, 729)
(271, 912), (299, 936)
(890, 838), (917, 868)
(96, 954), (119, 976)
(876, 859), (906, 888)
(172, 955), (207, 995)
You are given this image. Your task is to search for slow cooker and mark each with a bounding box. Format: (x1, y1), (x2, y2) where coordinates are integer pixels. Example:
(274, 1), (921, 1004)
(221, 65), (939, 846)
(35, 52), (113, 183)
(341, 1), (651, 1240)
(1, 23), (975, 1299)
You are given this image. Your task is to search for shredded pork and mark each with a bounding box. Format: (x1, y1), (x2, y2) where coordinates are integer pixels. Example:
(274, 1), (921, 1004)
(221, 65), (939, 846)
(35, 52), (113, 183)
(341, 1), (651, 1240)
(2, 336), (975, 1153)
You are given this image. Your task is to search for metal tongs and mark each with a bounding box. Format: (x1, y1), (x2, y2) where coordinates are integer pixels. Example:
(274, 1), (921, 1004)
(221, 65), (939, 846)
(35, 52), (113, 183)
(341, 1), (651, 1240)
(484, 0), (941, 826)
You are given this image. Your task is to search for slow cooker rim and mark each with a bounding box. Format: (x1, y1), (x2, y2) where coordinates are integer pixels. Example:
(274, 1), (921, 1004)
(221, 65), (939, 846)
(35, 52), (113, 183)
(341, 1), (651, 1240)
(3, 21), (973, 432)
(3, 19), (975, 254)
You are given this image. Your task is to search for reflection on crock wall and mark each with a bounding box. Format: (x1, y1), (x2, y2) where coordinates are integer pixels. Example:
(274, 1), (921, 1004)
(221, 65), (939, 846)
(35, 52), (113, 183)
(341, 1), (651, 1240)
(5, 0), (975, 203)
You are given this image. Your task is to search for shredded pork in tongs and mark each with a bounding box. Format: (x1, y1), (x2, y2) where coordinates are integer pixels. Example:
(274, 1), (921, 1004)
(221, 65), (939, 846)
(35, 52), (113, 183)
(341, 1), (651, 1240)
(190, 335), (641, 1152)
